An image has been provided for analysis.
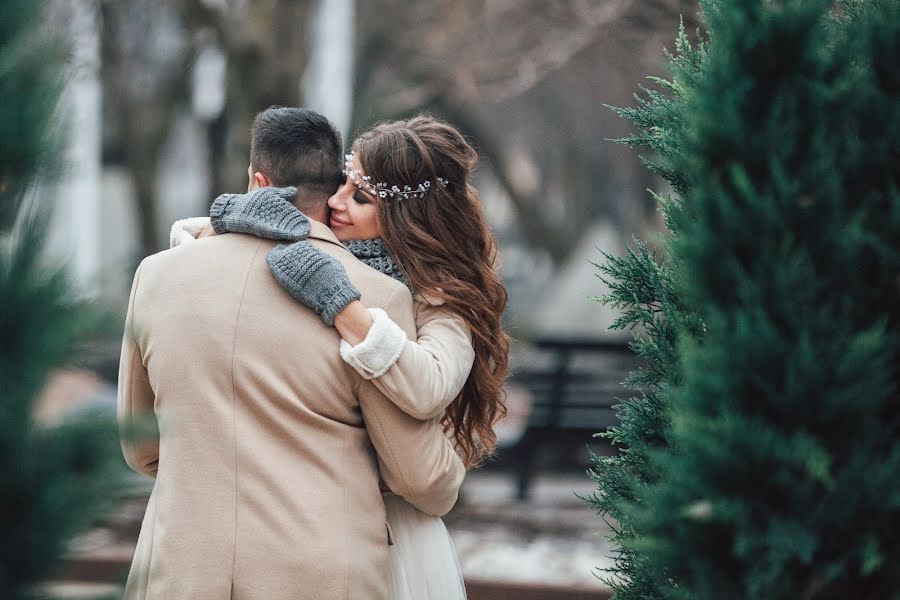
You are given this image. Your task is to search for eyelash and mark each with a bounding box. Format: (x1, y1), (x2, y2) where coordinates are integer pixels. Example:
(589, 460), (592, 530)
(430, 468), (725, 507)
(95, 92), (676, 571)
(352, 190), (371, 205)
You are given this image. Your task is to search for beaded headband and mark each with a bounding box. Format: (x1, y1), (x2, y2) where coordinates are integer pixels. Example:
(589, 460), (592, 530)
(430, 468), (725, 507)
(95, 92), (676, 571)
(343, 151), (448, 200)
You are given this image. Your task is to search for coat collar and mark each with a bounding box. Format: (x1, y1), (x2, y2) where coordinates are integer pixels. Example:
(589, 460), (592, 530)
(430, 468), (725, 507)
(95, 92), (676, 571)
(307, 219), (344, 249)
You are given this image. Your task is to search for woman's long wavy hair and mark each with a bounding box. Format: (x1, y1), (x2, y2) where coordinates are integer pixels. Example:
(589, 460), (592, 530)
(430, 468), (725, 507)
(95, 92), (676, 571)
(354, 115), (510, 469)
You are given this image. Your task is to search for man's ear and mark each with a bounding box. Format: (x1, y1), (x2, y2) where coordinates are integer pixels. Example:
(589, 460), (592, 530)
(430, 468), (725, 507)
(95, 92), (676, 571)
(254, 171), (272, 188)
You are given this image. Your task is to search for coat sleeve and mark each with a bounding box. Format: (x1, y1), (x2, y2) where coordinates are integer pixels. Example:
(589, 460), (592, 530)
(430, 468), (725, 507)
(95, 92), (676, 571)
(357, 285), (466, 516)
(341, 298), (475, 420)
(117, 261), (159, 478)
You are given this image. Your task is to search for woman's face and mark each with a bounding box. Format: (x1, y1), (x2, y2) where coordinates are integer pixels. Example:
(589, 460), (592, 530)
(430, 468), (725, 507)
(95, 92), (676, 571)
(327, 157), (382, 241)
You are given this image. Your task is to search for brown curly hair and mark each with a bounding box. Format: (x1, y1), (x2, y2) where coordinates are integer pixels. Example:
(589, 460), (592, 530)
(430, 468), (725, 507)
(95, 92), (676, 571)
(353, 114), (510, 469)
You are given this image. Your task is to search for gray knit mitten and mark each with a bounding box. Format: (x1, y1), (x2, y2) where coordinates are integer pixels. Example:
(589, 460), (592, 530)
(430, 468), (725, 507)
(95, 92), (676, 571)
(209, 186), (309, 241)
(267, 241), (361, 326)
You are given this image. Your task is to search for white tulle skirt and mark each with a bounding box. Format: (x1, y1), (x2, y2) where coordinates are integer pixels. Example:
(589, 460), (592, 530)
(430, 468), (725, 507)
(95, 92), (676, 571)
(385, 494), (467, 600)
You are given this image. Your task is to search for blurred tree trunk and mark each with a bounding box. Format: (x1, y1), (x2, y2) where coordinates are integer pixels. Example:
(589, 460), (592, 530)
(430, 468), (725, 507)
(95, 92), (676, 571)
(99, 2), (195, 257)
(100, 1), (314, 255)
(175, 0), (315, 195)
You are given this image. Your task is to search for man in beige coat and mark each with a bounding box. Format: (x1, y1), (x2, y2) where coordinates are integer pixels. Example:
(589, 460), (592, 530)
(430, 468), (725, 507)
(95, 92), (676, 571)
(117, 108), (465, 599)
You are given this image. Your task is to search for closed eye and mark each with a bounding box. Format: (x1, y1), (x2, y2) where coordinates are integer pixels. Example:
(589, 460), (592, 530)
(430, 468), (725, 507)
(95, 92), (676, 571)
(353, 189), (373, 205)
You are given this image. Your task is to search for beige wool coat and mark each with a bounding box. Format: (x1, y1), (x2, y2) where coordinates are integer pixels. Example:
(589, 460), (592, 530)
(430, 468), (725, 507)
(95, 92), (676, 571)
(117, 221), (466, 600)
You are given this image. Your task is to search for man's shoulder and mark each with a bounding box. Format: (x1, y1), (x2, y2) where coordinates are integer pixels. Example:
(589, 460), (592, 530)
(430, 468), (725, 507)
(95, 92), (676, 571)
(136, 234), (265, 288)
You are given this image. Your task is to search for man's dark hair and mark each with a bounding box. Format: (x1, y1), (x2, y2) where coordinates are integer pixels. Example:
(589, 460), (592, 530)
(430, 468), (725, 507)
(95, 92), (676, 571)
(249, 107), (343, 210)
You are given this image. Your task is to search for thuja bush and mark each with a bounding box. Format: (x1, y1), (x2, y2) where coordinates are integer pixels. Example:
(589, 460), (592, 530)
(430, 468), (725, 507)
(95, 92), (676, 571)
(587, 19), (707, 600)
(591, 1), (899, 598)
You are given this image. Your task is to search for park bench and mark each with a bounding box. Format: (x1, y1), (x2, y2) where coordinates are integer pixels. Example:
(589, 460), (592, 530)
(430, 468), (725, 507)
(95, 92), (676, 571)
(502, 337), (640, 501)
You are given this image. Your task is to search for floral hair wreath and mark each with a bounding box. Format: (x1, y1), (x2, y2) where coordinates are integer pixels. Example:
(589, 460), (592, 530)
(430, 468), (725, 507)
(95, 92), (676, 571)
(343, 151), (449, 200)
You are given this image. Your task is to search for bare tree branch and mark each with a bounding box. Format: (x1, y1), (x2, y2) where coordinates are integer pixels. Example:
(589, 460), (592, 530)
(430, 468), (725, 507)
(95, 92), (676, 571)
(358, 0), (698, 264)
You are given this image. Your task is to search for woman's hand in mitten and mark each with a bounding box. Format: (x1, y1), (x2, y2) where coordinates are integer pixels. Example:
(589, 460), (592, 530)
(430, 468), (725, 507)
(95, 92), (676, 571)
(266, 241), (362, 326)
(209, 186), (309, 242)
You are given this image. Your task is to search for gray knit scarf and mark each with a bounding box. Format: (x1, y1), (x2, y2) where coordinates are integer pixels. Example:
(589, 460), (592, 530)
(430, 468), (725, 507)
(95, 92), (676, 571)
(344, 239), (413, 293)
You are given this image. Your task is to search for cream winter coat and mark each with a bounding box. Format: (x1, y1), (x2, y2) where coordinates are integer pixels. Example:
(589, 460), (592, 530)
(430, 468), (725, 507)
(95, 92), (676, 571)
(171, 217), (477, 422)
(118, 221), (465, 600)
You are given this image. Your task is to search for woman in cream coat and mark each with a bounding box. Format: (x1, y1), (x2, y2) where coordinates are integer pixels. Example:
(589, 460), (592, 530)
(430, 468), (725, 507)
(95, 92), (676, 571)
(173, 115), (510, 600)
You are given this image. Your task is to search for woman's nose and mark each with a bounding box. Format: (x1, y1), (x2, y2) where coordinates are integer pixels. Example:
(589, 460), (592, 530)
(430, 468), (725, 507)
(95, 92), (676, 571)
(327, 191), (346, 211)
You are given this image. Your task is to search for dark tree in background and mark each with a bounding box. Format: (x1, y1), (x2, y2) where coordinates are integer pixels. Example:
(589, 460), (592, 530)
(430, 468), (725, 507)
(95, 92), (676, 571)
(99, 0), (315, 256)
(593, 0), (900, 598)
(92, 0), (712, 263)
(0, 1), (124, 597)
(93, 0), (704, 261)
(355, 0), (701, 265)
(174, 0), (315, 197)
(99, 1), (196, 260)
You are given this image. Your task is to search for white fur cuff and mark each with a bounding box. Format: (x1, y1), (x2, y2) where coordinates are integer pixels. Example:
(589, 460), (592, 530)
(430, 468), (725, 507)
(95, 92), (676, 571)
(169, 217), (212, 249)
(339, 308), (408, 379)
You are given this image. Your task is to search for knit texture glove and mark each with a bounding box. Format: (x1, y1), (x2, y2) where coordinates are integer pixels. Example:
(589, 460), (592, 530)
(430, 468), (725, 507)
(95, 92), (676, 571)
(209, 186), (309, 241)
(267, 241), (361, 326)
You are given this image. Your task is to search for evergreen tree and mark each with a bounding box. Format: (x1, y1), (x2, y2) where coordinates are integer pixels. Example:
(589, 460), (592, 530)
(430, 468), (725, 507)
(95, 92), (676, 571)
(586, 19), (707, 600)
(0, 1), (125, 597)
(0, 0), (61, 228)
(621, 0), (899, 598)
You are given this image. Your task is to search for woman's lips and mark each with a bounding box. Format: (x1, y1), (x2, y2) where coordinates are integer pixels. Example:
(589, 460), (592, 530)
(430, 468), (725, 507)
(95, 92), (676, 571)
(330, 215), (351, 228)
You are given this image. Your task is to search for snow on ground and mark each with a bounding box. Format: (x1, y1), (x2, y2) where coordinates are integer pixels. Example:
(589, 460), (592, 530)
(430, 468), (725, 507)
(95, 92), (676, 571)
(447, 472), (614, 589)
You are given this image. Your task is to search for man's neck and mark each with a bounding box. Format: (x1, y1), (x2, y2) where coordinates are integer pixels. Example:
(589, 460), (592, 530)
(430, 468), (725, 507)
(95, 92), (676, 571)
(299, 206), (328, 224)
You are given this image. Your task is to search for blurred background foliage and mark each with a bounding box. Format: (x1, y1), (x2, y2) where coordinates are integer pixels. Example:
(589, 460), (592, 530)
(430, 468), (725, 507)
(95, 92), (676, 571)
(1, 1), (126, 598)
